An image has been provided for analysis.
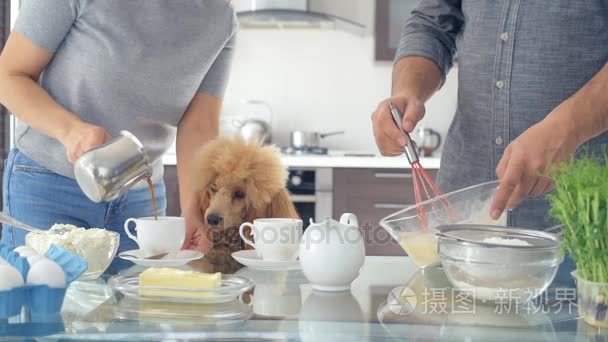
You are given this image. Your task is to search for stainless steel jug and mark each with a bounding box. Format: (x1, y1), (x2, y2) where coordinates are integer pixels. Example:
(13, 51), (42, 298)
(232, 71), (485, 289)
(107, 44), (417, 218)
(74, 131), (152, 203)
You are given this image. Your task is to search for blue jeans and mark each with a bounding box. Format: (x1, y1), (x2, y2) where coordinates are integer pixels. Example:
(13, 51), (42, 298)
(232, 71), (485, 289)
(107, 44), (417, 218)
(1, 149), (167, 273)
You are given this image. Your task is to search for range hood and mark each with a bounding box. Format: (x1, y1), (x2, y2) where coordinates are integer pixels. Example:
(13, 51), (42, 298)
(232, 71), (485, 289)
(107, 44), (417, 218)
(233, 0), (366, 34)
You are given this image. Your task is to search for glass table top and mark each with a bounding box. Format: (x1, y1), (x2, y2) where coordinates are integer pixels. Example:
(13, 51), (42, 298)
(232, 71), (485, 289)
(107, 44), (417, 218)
(1, 256), (605, 341)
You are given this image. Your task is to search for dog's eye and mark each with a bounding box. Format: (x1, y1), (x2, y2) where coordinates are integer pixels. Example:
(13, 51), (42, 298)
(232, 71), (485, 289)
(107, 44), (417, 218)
(234, 190), (246, 200)
(210, 184), (218, 193)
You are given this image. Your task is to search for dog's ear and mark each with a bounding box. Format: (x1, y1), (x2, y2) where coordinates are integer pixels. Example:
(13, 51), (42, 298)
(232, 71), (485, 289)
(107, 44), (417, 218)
(266, 189), (300, 219)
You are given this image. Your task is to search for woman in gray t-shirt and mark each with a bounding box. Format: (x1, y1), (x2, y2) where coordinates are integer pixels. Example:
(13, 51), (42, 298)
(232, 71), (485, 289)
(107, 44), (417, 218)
(0, 0), (236, 255)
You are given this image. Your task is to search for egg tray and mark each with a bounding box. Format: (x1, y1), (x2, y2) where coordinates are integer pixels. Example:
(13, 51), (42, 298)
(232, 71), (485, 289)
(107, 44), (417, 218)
(0, 243), (88, 318)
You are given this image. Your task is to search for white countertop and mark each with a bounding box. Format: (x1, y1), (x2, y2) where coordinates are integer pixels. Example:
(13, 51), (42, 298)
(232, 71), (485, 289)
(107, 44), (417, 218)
(162, 151), (441, 169)
(279, 154), (441, 169)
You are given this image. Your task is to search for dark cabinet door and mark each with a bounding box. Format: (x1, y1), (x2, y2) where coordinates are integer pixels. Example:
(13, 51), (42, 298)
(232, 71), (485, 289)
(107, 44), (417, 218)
(375, 0), (419, 61)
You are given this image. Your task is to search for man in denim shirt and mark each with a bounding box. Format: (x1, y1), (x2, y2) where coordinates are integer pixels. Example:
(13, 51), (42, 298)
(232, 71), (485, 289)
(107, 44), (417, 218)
(373, 1), (608, 229)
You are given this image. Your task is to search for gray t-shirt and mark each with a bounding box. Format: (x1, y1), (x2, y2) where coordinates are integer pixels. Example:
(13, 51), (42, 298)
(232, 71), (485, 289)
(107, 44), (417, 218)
(14, 0), (237, 182)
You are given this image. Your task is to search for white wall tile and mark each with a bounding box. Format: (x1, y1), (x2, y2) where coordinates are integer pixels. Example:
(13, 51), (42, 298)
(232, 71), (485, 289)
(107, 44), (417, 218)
(223, 29), (458, 153)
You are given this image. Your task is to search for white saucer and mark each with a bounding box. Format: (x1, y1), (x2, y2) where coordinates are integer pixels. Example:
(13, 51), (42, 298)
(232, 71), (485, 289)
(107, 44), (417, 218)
(232, 250), (301, 271)
(118, 249), (204, 267)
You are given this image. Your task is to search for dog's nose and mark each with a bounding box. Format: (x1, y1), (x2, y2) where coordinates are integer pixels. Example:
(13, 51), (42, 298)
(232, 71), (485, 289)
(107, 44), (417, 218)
(207, 214), (223, 226)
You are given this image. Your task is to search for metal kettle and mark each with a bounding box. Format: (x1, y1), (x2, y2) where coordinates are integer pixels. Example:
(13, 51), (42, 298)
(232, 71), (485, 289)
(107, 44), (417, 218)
(233, 100), (273, 144)
(233, 118), (271, 144)
(416, 128), (442, 157)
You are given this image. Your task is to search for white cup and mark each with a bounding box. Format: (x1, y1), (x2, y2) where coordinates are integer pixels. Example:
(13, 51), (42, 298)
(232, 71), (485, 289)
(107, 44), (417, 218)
(124, 216), (185, 256)
(239, 218), (303, 262)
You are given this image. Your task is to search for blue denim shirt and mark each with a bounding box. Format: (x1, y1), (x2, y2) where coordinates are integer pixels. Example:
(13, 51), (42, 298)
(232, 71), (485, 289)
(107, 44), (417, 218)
(396, 0), (608, 229)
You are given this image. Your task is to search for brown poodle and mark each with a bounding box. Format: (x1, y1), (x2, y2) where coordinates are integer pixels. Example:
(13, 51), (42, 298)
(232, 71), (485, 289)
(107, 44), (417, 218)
(191, 137), (299, 270)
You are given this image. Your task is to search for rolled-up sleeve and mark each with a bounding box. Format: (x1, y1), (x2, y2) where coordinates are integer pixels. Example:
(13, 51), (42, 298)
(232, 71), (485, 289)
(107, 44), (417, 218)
(395, 0), (464, 83)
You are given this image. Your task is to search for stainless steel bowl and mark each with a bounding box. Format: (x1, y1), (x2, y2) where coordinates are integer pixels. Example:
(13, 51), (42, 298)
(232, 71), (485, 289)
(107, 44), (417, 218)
(436, 224), (563, 303)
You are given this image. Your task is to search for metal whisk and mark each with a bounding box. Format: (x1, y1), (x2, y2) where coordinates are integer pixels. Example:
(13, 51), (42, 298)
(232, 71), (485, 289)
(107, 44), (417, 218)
(389, 103), (453, 228)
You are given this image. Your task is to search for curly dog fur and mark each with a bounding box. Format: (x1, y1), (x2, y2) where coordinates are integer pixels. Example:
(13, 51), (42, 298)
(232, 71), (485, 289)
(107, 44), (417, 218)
(191, 137), (299, 270)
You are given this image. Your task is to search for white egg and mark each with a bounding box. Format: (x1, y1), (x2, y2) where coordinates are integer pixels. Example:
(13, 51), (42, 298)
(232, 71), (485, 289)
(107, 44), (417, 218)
(13, 246), (36, 255)
(26, 254), (46, 267)
(0, 265), (25, 291)
(14, 246), (39, 258)
(26, 259), (66, 288)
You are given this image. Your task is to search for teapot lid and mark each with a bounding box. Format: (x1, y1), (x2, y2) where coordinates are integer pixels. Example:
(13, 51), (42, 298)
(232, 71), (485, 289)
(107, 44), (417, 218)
(308, 213), (358, 228)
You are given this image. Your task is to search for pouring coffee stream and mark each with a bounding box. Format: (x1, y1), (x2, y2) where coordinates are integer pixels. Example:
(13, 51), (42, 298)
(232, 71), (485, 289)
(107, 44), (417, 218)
(145, 178), (159, 221)
(74, 130), (158, 220)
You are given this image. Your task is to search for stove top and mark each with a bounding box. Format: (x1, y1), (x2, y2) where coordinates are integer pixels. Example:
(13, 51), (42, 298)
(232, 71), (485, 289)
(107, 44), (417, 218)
(281, 146), (329, 156)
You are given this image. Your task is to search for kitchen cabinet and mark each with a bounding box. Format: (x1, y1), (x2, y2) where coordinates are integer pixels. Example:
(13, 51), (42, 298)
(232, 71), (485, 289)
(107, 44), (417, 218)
(375, 0), (419, 61)
(333, 168), (438, 256)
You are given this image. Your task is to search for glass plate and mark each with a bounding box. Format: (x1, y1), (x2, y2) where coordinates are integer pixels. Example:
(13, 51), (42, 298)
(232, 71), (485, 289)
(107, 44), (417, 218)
(109, 273), (255, 304)
(113, 295), (253, 323)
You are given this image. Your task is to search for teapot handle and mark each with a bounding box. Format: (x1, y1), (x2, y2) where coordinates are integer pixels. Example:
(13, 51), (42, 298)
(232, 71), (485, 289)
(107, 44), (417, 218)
(339, 213), (358, 226)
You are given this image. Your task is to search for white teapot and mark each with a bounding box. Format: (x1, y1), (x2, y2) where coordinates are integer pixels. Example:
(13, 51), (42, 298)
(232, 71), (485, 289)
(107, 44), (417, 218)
(299, 213), (365, 291)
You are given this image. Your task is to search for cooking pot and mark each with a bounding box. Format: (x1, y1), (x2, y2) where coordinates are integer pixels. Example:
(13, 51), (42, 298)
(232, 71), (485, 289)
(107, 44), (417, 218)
(290, 131), (344, 149)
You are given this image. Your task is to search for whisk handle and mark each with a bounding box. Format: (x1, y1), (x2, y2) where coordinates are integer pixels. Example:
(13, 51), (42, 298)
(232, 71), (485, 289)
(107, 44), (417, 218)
(389, 103), (420, 164)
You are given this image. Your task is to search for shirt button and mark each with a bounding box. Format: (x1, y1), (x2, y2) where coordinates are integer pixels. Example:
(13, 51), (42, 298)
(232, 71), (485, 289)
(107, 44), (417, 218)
(495, 136), (504, 145)
(500, 32), (509, 41)
(496, 80), (505, 89)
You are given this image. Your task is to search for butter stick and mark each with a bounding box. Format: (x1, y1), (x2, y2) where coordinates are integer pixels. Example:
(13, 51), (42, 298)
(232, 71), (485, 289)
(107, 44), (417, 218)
(139, 268), (221, 298)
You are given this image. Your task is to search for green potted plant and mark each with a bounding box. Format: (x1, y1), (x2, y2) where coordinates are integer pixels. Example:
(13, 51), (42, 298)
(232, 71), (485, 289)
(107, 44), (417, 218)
(548, 153), (608, 327)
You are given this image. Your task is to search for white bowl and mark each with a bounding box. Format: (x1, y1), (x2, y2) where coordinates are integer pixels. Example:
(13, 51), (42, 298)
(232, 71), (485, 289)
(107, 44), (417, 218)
(26, 230), (120, 280)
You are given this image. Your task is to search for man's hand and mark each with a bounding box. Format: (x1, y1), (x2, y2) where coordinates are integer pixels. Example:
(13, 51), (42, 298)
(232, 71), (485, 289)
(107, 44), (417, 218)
(372, 94), (426, 156)
(62, 122), (112, 163)
(490, 112), (581, 220)
(373, 56), (443, 157)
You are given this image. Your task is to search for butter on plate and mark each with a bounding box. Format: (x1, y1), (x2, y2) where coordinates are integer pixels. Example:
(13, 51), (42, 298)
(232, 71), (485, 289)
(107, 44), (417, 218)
(139, 267), (221, 298)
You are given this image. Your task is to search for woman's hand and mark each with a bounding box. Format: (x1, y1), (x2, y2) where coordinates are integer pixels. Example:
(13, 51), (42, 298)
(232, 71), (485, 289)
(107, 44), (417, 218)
(372, 94), (426, 156)
(490, 111), (581, 220)
(62, 122), (112, 163)
(189, 226), (212, 253)
(181, 198), (212, 252)
(175, 92), (220, 252)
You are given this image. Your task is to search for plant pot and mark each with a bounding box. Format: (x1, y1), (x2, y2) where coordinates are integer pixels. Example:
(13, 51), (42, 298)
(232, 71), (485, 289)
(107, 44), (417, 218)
(572, 271), (608, 327)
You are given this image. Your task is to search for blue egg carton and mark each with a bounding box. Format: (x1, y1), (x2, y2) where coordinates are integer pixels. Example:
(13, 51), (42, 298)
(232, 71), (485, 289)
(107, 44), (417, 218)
(0, 243), (88, 318)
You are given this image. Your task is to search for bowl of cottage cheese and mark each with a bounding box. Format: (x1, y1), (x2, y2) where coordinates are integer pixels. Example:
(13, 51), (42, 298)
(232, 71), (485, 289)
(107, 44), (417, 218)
(25, 224), (120, 280)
